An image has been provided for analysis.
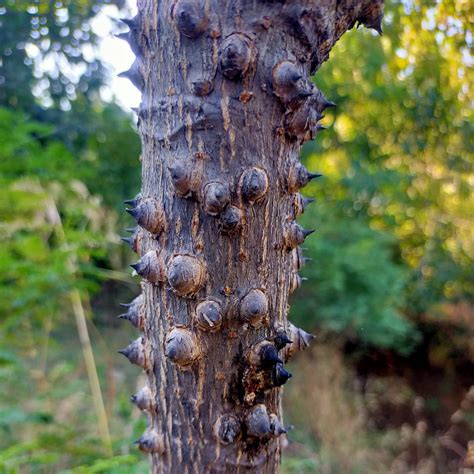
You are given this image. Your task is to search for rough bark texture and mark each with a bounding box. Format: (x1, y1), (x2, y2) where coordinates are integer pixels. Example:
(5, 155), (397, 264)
(118, 1), (383, 472)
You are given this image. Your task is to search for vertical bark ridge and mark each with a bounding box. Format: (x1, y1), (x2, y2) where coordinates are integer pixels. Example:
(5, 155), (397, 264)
(118, 0), (384, 472)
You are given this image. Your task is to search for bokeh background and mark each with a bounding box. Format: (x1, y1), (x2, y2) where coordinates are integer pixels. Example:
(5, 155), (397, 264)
(0, 1), (472, 472)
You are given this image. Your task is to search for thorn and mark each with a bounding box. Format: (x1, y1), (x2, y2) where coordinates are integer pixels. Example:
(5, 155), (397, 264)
(118, 61), (143, 90)
(269, 413), (288, 437)
(125, 207), (138, 218)
(123, 197), (139, 206)
(303, 197), (315, 206)
(372, 16), (384, 36)
(213, 414), (241, 445)
(131, 386), (153, 411)
(117, 337), (146, 368)
(119, 17), (137, 29)
(165, 328), (201, 366)
(246, 405), (271, 438)
(273, 363), (292, 387)
(275, 333), (293, 350)
(261, 344), (283, 367)
(322, 99), (337, 109)
(167, 254), (205, 297)
(240, 167), (269, 204)
(239, 289), (269, 328)
(290, 72), (303, 83)
(115, 32), (130, 42)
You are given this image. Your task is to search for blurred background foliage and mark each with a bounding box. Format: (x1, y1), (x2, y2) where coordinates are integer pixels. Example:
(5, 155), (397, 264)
(0, 0), (472, 472)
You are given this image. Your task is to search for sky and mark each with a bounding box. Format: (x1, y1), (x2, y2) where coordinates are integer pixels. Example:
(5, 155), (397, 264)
(92, 1), (141, 110)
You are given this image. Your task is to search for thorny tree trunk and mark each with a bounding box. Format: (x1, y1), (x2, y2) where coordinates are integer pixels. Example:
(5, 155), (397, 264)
(117, 1), (383, 472)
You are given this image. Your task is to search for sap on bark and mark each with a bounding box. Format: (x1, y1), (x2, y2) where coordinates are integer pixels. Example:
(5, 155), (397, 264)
(294, 194), (315, 217)
(126, 197), (166, 235)
(272, 61), (312, 107)
(248, 340), (282, 368)
(213, 414), (242, 445)
(130, 250), (167, 285)
(284, 221), (314, 250)
(283, 322), (315, 361)
(195, 299), (223, 332)
(118, 337), (148, 369)
(167, 254), (205, 297)
(240, 167), (269, 204)
(165, 327), (201, 367)
(239, 289), (269, 328)
(202, 181), (230, 216)
(135, 429), (165, 454)
(119, 294), (145, 330)
(219, 33), (255, 80)
(171, 0), (208, 38)
(219, 205), (243, 234)
(131, 385), (153, 412)
(287, 162), (321, 193)
(168, 160), (200, 198)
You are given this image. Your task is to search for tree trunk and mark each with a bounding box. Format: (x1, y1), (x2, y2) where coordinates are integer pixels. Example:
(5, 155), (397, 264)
(118, 1), (383, 472)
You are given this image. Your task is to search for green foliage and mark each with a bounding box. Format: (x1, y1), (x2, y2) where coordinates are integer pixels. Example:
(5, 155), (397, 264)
(293, 205), (419, 352)
(0, 107), (121, 345)
(295, 0), (473, 352)
(0, 0), (125, 110)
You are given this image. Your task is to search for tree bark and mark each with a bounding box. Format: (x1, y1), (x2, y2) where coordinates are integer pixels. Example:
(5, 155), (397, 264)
(118, 1), (383, 472)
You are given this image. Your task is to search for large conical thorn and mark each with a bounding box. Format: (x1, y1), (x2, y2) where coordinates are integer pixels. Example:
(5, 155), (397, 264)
(283, 322), (315, 361)
(118, 337), (147, 369)
(135, 428), (165, 454)
(248, 340), (283, 368)
(125, 197), (166, 235)
(284, 221), (315, 250)
(118, 294), (145, 330)
(246, 404), (272, 438)
(130, 250), (167, 284)
(118, 59), (144, 90)
(165, 327), (201, 367)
